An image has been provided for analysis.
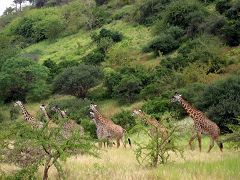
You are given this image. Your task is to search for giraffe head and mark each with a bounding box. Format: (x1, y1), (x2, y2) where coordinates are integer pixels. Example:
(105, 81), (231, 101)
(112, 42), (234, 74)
(89, 104), (97, 112)
(89, 111), (95, 119)
(51, 106), (59, 113)
(40, 104), (47, 112)
(14, 100), (23, 107)
(171, 92), (182, 103)
(132, 109), (142, 116)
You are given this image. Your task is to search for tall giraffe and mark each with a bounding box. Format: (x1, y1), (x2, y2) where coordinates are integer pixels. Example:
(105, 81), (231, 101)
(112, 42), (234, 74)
(51, 106), (84, 136)
(89, 104), (131, 148)
(14, 101), (43, 129)
(132, 109), (169, 140)
(90, 112), (113, 148)
(171, 92), (223, 152)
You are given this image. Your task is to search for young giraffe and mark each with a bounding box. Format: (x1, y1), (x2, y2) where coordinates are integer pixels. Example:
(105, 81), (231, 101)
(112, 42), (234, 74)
(51, 106), (84, 136)
(14, 101), (43, 129)
(89, 104), (131, 148)
(171, 92), (223, 152)
(90, 112), (113, 148)
(132, 109), (169, 140)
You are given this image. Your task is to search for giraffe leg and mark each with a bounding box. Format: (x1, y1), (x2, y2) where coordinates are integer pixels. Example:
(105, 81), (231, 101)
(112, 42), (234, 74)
(216, 138), (223, 152)
(121, 138), (126, 148)
(189, 133), (197, 150)
(98, 141), (103, 148)
(207, 137), (215, 153)
(116, 139), (120, 148)
(197, 132), (202, 152)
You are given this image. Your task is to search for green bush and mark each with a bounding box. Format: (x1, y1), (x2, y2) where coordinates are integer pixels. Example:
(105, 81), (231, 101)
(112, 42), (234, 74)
(222, 20), (240, 46)
(216, 0), (231, 14)
(142, 98), (171, 118)
(83, 49), (105, 65)
(113, 75), (142, 102)
(8, 8), (64, 43)
(143, 26), (184, 55)
(0, 58), (49, 102)
(53, 64), (103, 98)
(134, 0), (171, 25)
(112, 110), (136, 131)
(43, 59), (59, 82)
(92, 28), (123, 43)
(87, 85), (108, 100)
(196, 75), (240, 132)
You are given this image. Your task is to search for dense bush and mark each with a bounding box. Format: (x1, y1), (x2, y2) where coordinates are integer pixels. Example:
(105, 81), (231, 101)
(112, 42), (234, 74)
(113, 75), (142, 102)
(43, 59), (59, 81)
(134, 0), (171, 25)
(53, 64), (103, 98)
(8, 8), (65, 43)
(196, 75), (240, 132)
(104, 66), (152, 102)
(143, 26), (184, 55)
(112, 110), (136, 131)
(92, 28), (123, 43)
(216, 0), (232, 14)
(0, 58), (50, 102)
(83, 49), (105, 65)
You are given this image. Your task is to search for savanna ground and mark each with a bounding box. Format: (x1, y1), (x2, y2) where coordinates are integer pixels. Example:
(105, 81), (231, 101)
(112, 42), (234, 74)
(1, 135), (240, 180)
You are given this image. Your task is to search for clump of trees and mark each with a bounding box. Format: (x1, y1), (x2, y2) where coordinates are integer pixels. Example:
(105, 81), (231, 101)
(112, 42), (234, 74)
(53, 64), (103, 98)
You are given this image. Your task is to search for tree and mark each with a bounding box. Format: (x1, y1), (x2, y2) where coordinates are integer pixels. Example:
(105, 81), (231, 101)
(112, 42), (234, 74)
(0, 58), (50, 102)
(3, 7), (15, 15)
(53, 64), (102, 98)
(13, 0), (26, 11)
(0, 117), (97, 179)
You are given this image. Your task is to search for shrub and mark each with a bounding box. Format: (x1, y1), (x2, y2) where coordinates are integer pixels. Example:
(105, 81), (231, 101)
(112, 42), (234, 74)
(112, 110), (136, 131)
(43, 59), (59, 81)
(143, 26), (184, 55)
(142, 98), (171, 118)
(221, 20), (240, 46)
(92, 28), (123, 43)
(83, 49), (105, 65)
(0, 58), (49, 102)
(8, 8), (64, 43)
(196, 75), (240, 132)
(87, 85), (108, 100)
(113, 75), (142, 102)
(134, 0), (171, 25)
(216, 0), (231, 14)
(53, 64), (103, 98)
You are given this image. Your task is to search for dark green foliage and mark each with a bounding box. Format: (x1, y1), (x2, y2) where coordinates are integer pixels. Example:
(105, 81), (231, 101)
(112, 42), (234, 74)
(83, 49), (105, 65)
(222, 20), (240, 46)
(112, 110), (136, 131)
(87, 85), (108, 100)
(104, 66), (152, 102)
(216, 0), (231, 14)
(53, 64), (103, 98)
(57, 60), (80, 72)
(196, 75), (240, 132)
(162, 0), (207, 29)
(0, 35), (18, 69)
(43, 59), (59, 82)
(9, 9), (65, 43)
(143, 26), (184, 55)
(161, 36), (226, 72)
(142, 98), (171, 117)
(113, 75), (142, 102)
(95, 0), (109, 6)
(92, 28), (123, 43)
(0, 58), (50, 102)
(134, 0), (171, 25)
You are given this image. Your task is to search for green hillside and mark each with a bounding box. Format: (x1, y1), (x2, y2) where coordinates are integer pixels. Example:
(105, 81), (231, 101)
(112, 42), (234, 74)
(0, 0), (240, 179)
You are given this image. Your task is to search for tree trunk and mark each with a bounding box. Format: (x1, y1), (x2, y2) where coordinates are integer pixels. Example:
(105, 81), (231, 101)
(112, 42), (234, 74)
(43, 156), (52, 180)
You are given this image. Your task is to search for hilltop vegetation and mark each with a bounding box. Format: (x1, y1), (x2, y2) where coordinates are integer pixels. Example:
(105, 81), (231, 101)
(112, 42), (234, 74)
(0, 0), (240, 178)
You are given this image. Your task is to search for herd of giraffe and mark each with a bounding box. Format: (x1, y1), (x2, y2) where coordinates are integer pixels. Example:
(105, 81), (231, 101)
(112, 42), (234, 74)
(13, 92), (223, 153)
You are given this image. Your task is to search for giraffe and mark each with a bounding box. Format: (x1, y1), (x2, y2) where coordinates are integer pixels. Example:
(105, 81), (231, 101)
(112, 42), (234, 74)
(89, 104), (131, 148)
(132, 109), (169, 140)
(39, 105), (58, 128)
(171, 92), (223, 152)
(14, 101), (43, 129)
(90, 111), (113, 148)
(51, 106), (84, 136)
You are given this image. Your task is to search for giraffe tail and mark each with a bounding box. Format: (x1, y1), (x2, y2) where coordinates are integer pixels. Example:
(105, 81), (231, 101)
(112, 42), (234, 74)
(123, 129), (132, 147)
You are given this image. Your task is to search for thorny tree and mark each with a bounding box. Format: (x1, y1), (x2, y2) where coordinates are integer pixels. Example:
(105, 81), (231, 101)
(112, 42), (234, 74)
(0, 118), (98, 179)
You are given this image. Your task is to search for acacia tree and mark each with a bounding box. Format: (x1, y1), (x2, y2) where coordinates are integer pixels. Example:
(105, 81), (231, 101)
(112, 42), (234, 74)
(0, 118), (98, 179)
(53, 64), (102, 98)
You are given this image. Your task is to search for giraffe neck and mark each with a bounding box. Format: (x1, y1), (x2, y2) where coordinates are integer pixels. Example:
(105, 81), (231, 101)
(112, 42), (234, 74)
(57, 109), (65, 118)
(179, 98), (201, 121)
(19, 103), (33, 121)
(92, 108), (108, 124)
